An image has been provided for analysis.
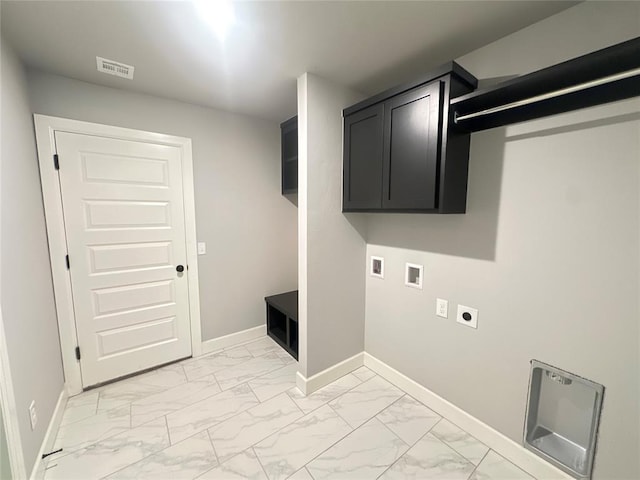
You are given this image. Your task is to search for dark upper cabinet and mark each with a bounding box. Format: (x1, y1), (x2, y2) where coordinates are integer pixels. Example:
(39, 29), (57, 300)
(383, 82), (441, 210)
(342, 62), (477, 213)
(343, 104), (384, 210)
(281, 116), (297, 195)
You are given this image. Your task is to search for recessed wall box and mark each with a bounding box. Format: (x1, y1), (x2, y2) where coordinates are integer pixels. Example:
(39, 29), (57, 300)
(405, 263), (423, 289)
(524, 360), (604, 480)
(370, 256), (384, 279)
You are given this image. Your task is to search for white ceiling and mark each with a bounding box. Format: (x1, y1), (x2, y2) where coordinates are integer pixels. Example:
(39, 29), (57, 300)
(1, 1), (579, 122)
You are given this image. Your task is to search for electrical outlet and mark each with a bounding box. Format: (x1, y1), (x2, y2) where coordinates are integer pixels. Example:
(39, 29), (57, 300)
(197, 242), (206, 255)
(29, 401), (37, 430)
(436, 298), (448, 318)
(457, 305), (478, 329)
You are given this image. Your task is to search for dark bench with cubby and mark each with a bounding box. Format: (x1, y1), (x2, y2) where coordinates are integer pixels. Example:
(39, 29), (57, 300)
(265, 290), (298, 360)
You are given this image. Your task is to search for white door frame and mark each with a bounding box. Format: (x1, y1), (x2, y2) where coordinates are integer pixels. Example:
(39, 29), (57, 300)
(34, 114), (202, 395)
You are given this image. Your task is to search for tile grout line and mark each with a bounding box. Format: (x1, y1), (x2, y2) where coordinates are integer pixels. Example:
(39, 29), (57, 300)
(55, 393), (100, 428)
(374, 406), (412, 447)
(246, 364), (300, 403)
(163, 414), (170, 445)
(374, 416), (445, 479)
(245, 377), (370, 475)
(208, 351), (287, 390)
(165, 379), (264, 449)
(251, 446), (271, 479)
(325, 376), (405, 431)
(265, 382), (406, 475)
(162, 379), (259, 430)
(183, 348), (256, 382)
(292, 412), (356, 476)
(96, 415), (181, 480)
(124, 354), (286, 440)
(205, 428), (221, 467)
(185, 347), (254, 382)
(50, 403), (136, 463)
(431, 418), (490, 468)
(208, 390), (306, 464)
(285, 371), (368, 416)
(466, 448), (491, 480)
(484, 449), (538, 479)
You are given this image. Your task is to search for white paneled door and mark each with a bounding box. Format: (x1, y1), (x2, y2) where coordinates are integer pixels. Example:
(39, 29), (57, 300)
(55, 132), (192, 387)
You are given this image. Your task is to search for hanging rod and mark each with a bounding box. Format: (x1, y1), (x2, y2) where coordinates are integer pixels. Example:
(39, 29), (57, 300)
(451, 37), (640, 132)
(455, 68), (640, 123)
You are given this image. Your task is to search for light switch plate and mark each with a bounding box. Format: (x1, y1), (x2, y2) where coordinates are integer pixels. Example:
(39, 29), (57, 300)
(436, 298), (448, 318)
(197, 242), (206, 255)
(457, 305), (478, 329)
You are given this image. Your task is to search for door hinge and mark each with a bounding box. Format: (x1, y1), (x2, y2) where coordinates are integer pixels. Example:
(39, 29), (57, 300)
(65, 255), (70, 269)
(75, 346), (81, 361)
(53, 154), (60, 170)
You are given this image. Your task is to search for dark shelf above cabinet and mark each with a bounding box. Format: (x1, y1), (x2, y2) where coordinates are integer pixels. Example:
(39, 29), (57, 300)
(281, 116), (298, 195)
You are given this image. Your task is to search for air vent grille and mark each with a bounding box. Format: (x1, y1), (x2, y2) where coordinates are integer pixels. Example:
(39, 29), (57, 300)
(96, 56), (134, 80)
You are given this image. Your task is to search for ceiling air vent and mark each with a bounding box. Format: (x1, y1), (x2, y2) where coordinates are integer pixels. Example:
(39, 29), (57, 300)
(96, 57), (135, 80)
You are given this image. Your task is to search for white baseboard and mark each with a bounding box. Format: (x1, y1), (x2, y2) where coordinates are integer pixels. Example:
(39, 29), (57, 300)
(200, 325), (267, 356)
(30, 390), (67, 480)
(296, 352), (364, 395)
(363, 353), (572, 480)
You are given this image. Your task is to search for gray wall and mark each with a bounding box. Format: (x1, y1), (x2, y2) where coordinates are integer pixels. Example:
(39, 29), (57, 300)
(27, 70), (298, 342)
(298, 73), (366, 377)
(1, 39), (65, 475)
(364, 2), (640, 479)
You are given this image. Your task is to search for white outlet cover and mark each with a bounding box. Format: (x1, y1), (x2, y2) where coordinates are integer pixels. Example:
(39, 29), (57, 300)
(370, 256), (384, 279)
(197, 242), (206, 255)
(405, 263), (423, 289)
(457, 304), (478, 329)
(436, 298), (448, 318)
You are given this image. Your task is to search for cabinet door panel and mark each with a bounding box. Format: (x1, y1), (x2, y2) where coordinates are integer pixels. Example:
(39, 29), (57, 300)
(343, 104), (384, 210)
(383, 82), (442, 210)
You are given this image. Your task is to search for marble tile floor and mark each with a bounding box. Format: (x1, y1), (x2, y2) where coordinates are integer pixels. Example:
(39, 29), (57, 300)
(39, 336), (537, 480)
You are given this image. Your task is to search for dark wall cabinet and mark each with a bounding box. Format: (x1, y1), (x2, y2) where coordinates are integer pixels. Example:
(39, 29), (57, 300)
(343, 62), (477, 213)
(281, 116), (298, 195)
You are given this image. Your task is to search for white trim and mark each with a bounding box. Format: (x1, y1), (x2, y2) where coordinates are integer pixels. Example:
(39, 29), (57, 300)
(29, 390), (67, 480)
(201, 325), (267, 355)
(180, 139), (203, 356)
(296, 352), (364, 395)
(33, 114), (202, 395)
(0, 308), (28, 479)
(363, 353), (573, 480)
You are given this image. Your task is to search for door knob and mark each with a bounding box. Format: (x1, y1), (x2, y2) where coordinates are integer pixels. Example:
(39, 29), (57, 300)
(176, 265), (185, 273)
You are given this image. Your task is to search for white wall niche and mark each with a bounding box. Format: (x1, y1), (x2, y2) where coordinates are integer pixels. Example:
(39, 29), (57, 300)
(405, 263), (423, 289)
(370, 256), (385, 279)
